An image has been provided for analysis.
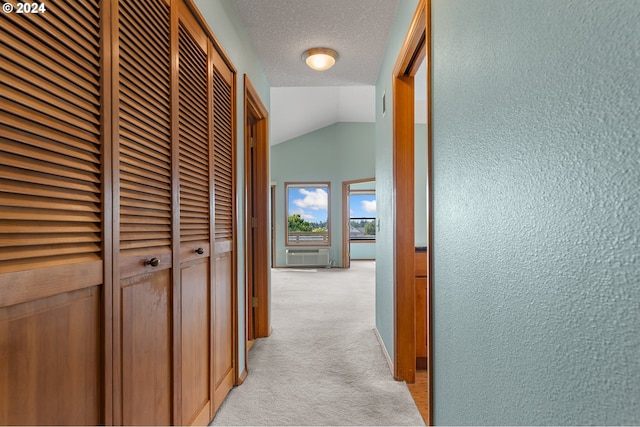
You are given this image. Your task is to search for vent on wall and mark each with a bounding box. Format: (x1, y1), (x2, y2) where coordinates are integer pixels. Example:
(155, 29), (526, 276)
(286, 248), (330, 267)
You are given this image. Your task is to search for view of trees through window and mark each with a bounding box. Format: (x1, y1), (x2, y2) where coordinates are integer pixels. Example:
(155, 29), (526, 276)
(349, 192), (376, 240)
(286, 183), (330, 245)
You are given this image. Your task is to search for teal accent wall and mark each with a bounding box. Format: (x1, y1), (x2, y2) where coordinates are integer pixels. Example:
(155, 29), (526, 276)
(271, 122), (375, 267)
(374, 0), (420, 365)
(194, 0), (270, 377)
(350, 242), (376, 260)
(431, 0), (640, 424)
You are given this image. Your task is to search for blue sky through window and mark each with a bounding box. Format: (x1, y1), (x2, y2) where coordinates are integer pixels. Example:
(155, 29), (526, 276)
(349, 194), (376, 218)
(287, 187), (328, 225)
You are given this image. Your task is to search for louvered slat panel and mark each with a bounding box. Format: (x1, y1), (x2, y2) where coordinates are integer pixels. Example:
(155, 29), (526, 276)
(0, 0), (101, 274)
(213, 69), (233, 242)
(49, 1), (101, 48)
(0, 220), (100, 234)
(2, 7), (99, 80)
(118, 0), (171, 255)
(1, 125), (100, 163)
(178, 25), (210, 244)
(0, 163), (100, 194)
(1, 47), (99, 104)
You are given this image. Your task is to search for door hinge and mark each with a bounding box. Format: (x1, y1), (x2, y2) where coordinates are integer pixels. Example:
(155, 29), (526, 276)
(252, 297), (258, 308)
(250, 137), (256, 148)
(252, 217), (257, 228)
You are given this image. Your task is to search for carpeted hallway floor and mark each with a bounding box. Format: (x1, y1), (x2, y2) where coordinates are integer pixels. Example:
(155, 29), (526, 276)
(210, 261), (425, 426)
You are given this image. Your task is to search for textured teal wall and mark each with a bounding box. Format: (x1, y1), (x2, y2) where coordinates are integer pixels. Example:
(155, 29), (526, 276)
(374, 0), (420, 364)
(271, 122), (375, 267)
(350, 242), (375, 260)
(432, 0), (640, 424)
(194, 0), (270, 377)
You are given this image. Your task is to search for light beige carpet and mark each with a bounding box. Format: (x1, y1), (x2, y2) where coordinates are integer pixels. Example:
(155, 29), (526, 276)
(210, 261), (425, 426)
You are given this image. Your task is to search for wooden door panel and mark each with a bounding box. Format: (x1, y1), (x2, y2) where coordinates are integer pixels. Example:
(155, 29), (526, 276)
(211, 55), (236, 412)
(117, 0), (172, 267)
(177, 7), (213, 424)
(0, 0), (104, 424)
(120, 270), (172, 426)
(213, 252), (234, 411)
(116, 0), (173, 423)
(0, 287), (102, 425)
(180, 262), (211, 425)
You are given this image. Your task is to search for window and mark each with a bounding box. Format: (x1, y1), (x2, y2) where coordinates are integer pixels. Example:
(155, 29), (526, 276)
(285, 182), (330, 246)
(349, 192), (376, 241)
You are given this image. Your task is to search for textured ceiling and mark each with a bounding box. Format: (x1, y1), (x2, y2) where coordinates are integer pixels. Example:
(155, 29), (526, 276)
(232, 0), (400, 87)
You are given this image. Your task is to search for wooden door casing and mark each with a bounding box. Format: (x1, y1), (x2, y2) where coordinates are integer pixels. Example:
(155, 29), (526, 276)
(342, 182), (351, 269)
(243, 75), (270, 347)
(246, 115), (257, 344)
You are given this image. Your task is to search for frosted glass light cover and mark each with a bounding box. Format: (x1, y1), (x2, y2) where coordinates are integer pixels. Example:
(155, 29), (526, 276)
(302, 48), (338, 71)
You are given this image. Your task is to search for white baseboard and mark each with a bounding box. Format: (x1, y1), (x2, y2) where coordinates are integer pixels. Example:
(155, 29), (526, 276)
(373, 327), (394, 375)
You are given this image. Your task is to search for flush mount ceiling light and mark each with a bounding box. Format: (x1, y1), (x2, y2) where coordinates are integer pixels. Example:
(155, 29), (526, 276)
(302, 48), (338, 71)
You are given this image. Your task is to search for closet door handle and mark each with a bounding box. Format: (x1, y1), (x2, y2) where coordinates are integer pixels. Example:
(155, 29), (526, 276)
(195, 247), (204, 255)
(145, 257), (160, 267)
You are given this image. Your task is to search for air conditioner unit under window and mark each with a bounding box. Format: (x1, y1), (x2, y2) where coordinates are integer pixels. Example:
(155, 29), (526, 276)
(285, 248), (329, 267)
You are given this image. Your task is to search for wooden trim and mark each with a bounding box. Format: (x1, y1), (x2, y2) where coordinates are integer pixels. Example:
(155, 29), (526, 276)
(284, 181), (331, 247)
(0, 261), (103, 308)
(109, 1), (122, 422)
(243, 92), (253, 382)
(374, 327), (394, 375)
(393, 73), (416, 384)
(231, 66), (239, 395)
(236, 368), (248, 386)
(271, 184), (276, 268)
(243, 74), (270, 383)
(192, 404), (211, 427)
(183, 0), (237, 75)
(341, 182), (349, 269)
(101, 0), (114, 422)
(393, 0), (427, 78)
(207, 38), (217, 423)
(341, 178), (375, 269)
(253, 94), (271, 340)
(170, 2), (182, 423)
(244, 75), (269, 118)
(392, 0), (427, 387)
(426, 1), (434, 424)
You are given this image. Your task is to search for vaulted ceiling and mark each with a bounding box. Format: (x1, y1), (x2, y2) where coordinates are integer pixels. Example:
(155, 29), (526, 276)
(231, 0), (401, 144)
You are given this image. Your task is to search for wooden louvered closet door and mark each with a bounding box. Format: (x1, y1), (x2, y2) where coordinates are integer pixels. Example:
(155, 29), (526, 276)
(211, 49), (236, 414)
(1, 0), (238, 424)
(177, 4), (213, 425)
(0, 1), (104, 425)
(114, 0), (173, 424)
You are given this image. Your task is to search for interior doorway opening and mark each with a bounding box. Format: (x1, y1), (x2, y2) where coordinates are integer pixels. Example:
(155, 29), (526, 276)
(392, 0), (432, 423)
(342, 178), (376, 269)
(243, 75), (271, 380)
